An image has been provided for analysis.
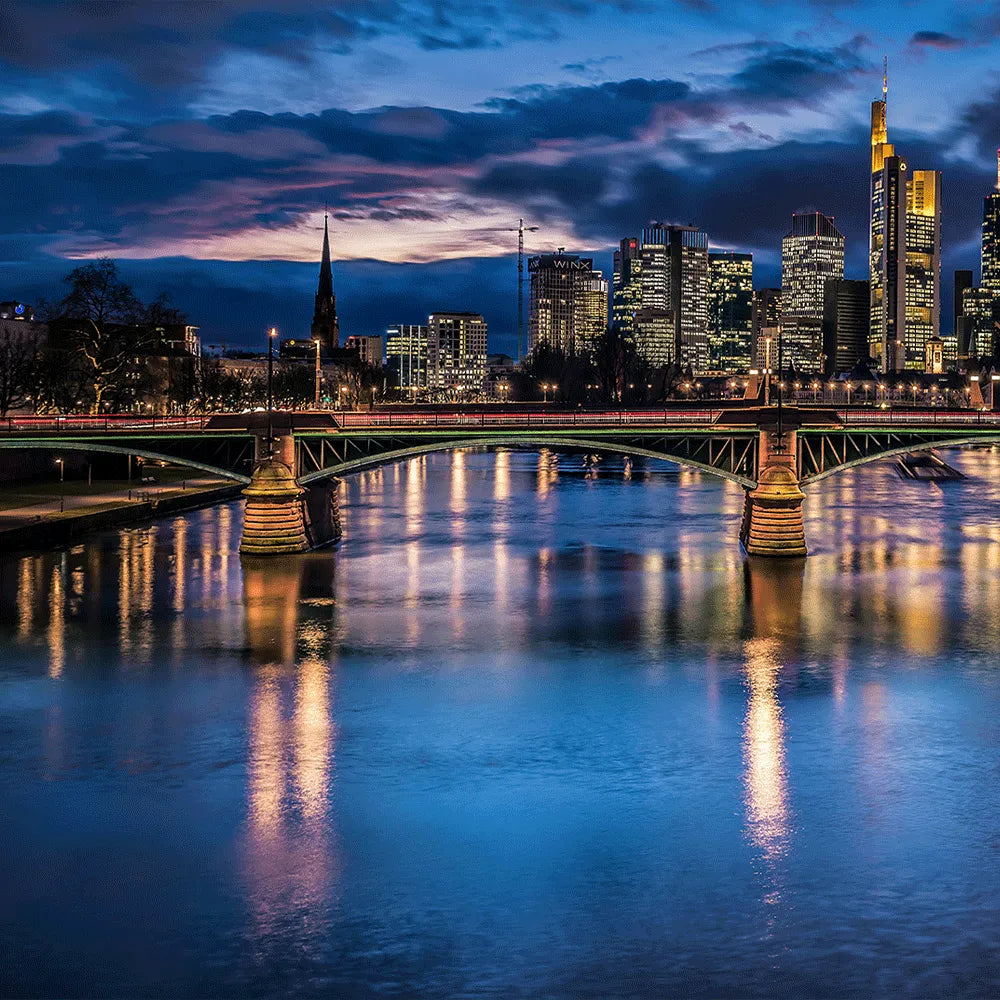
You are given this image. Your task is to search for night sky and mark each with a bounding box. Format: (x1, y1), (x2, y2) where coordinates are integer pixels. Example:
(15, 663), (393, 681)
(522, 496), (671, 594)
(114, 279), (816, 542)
(4, 1), (1000, 356)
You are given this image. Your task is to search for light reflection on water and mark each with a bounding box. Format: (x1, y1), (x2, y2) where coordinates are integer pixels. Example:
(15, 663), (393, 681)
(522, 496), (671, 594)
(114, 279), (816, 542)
(2, 446), (1000, 997)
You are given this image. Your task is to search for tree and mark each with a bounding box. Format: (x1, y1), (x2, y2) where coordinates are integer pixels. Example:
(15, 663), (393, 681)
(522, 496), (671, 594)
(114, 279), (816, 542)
(0, 324), (42, 415)
(57, 259), (154, 412)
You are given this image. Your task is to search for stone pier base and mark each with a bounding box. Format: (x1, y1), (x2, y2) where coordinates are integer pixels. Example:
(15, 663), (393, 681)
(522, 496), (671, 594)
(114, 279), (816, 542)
(239, 458), (309, 556)
(741, 464), (807, 558)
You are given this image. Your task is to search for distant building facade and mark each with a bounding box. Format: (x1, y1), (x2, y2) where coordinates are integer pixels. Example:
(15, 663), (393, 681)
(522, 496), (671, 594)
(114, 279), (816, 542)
(781, 212), (845, 371)
(751, 288), (782, 369)
(429, 312), (487, 394)
(707, 251), (752, 371)
(904, 168), (942, 370)
(612, 238), (643, 337)
(386, 324), (429, 389)
(345, 335), (383, 366)
(823, 278), (870, 375)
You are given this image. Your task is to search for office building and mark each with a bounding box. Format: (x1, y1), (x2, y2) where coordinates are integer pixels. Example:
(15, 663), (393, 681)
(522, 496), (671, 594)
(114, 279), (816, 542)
(707, 251), (753, 371)
(345, 335), (383, 366)
(904, 169), (942, 369)
(823, 279), (870, 375)
(612, 238), (643, 336)
(961, 287), (999, 359)
(751, 288), (782, 369)
(781, 212), (845, 371)
(983, 151), (1000, 299)
(386, 324), (429, 389)
(429, 312), (487, 394)
(629, 224), (710, 371)
(311, 214), (339, 351)
(528, 253), (607, 356)
(955, 269), (974, 358)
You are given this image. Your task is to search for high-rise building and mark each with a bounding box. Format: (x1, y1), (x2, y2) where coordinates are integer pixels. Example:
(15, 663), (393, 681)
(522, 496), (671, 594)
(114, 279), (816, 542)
(961, 287), (1000, 359)
(612, 238), (642, 336)
(904, 169), (942, 369)
(781, 212), (845, 371)
(528, 254), (607, 355)
(707, 251), (753, 371)
(983, 151), (1000, 299)
(869, 65), (907, 372)
(751, 288), (782, 369)
(823, 279), (870, 375)
(311, 214), (339, 350)
(386, 324), (429, 389)
(429, 312), (488, 394)
(631, 224), (710, 371)
(954, 269), (974, 358)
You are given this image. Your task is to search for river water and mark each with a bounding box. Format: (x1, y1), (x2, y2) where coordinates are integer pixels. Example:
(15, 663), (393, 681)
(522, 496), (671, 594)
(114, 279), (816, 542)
(1, 447), (999, 998)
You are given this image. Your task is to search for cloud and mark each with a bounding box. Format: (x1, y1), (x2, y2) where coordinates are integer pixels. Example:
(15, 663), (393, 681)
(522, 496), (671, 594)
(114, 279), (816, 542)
(908, 30), (967, 51)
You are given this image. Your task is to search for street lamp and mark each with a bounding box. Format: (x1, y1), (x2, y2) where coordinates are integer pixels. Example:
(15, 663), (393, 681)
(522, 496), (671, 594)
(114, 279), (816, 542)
(764, 336), (772, 405)
(339, 385), (349, 410)
(312, 338), (322, 409)
(55, 457), (64, 513)
(912, 383), (920, 406)
(845, 381), (853, 406)
(266, 326), (277, 449)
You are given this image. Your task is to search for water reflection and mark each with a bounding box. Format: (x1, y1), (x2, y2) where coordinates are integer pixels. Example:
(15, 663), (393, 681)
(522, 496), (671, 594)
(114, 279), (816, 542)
(742, 558), (804, 907)
(240, 554), (340, 956)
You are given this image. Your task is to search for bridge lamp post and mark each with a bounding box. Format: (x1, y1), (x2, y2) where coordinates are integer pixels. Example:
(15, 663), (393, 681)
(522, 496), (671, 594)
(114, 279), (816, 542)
(827, 381), (835, 403)
(266, 327), (277, 449)
(863, 383), (871, 404)
(911, 383), (920, 406)
(845, 382), (853, 406)
(339, 385), (349, 410)
(55, 458), (64, 513)
(312, 338), (322, 409)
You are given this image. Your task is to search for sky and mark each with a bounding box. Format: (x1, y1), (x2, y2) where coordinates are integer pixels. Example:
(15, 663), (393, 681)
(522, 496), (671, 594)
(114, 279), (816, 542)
(4, 1), (1000, 355)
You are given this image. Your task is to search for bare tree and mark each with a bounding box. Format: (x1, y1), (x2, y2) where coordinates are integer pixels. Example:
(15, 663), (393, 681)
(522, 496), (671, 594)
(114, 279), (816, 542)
(0, 323), (42, 415)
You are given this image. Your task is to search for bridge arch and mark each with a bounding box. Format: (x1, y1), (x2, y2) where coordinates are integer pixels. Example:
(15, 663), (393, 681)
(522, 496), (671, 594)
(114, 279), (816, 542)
(0, 439), (252, 484)
(295, 435), (757, 488)
(802, 435), (1000, 485)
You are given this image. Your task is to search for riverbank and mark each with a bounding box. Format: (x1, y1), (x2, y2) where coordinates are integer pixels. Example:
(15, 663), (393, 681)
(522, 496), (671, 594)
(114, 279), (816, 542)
(0, 478), (243, 552)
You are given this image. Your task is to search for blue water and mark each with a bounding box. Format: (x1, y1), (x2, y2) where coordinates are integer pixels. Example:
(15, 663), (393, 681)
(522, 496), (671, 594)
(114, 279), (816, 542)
(1, 447), (1000, 998)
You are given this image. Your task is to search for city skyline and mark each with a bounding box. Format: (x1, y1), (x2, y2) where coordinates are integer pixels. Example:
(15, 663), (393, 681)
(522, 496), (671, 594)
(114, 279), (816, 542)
(5, 3), (1000, 354)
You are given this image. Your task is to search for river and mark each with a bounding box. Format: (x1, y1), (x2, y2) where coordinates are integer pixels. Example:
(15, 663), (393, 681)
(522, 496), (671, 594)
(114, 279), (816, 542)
(1, 447), (999, 998)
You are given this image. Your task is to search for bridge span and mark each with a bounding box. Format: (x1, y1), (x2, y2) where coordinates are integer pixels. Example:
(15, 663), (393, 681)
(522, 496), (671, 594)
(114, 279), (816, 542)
(3, 406), (1000, 556)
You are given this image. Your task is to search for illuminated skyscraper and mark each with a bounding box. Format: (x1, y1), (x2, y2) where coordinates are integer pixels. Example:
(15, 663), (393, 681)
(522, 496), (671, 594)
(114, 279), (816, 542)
(961, 287), (999, 359)
(751, 288), (782, 369)
(869, 63), (907, 372)
(904, 169), (942, 369)
(781, 212), (844, 371)
(528, 253), (607, 355)
(612, 238), (642, 336)
(707, 251), (753, 371)
(823, 279), (870, 375)
(982, 151), (1000, 299)
(630, 224), (710, 371)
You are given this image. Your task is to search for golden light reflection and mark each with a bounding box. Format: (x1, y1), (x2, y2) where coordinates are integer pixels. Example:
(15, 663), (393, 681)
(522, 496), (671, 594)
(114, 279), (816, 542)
(494, 448), (511, 503)
(743, 637), (788, 865)
(242, 553), (339, 947)
(17, 556), (34, 640)
(450, 449), (467, 524)
(47, 562), (65, 679)
(536, 449), (558, 496)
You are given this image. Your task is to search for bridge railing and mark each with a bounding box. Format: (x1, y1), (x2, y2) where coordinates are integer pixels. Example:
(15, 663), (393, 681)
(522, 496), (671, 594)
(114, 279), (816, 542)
(333, 410), (723, 428)
(1, 415), (209, 433)
(837, 409), (1000, 426)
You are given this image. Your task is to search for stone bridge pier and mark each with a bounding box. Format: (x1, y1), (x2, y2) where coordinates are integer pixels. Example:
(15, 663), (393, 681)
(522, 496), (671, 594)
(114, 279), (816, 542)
(239, 434), (341, 556)
(740, 426), (807, 557)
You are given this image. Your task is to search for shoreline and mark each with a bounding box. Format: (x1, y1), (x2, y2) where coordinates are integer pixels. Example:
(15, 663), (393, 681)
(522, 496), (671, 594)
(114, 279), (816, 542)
(0, 483), (244, 554)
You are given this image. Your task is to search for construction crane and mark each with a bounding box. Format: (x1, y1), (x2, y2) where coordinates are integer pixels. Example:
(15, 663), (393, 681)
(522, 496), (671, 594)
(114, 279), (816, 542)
(470, 220), (540, 363)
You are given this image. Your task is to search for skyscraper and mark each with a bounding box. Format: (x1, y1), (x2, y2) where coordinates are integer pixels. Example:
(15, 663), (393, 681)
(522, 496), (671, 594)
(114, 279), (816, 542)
(961, 287), (999, 359)
(781, 212), (845, 371)
(954, 268), (974, 358)
(707, 251), (753, 371)
(751, 288), (782, 369)
(823, 279), (870, 375)
(612, 238), (642, 336)
(429, 312), (488, 394)
(528, 253), (608, 355)
(983, 151), (1000, 299)
(904, 169), (942, 369)
(631, 224), (710, 372)
(311, 214), (339, 350)
(869, 64), (907, 372)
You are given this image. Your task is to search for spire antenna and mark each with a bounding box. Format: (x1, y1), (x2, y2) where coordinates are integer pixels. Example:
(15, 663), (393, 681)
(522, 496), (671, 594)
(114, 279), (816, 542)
(883, 55), (887, 102)
(996, 148), (999, 192)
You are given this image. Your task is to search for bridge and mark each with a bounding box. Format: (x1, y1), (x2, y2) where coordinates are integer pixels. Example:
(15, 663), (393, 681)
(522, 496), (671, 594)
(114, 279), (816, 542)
(3, 406), (1000, 557)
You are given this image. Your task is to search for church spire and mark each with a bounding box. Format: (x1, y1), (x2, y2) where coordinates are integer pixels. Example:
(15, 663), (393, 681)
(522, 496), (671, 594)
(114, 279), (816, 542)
(311, 212), (339, 349)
